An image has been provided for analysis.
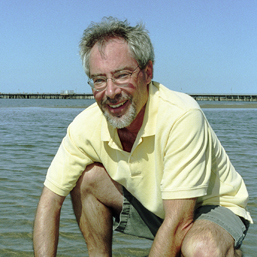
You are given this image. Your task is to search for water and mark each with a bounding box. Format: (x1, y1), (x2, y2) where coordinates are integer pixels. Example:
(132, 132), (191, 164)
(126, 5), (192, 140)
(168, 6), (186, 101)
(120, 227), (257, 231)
(0, 99), (256, 256)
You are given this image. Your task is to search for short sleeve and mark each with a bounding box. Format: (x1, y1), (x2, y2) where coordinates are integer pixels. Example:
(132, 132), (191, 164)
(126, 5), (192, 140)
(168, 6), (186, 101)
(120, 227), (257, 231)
(44, 122), (93, 196)
(161, 109), (211, 199)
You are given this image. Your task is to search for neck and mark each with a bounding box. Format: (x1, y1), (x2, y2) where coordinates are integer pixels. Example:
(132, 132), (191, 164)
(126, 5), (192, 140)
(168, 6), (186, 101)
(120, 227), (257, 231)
(118, 105), (146, 152)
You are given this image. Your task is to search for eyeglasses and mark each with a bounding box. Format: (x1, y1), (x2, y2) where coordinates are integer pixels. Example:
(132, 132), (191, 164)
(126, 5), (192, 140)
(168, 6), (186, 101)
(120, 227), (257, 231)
(88, 66), (140, 91)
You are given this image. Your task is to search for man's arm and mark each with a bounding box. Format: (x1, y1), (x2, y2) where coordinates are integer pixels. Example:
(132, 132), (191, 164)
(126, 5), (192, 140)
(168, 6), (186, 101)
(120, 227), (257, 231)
(149, 198), (196, 257)
(33, 186), (66, 257)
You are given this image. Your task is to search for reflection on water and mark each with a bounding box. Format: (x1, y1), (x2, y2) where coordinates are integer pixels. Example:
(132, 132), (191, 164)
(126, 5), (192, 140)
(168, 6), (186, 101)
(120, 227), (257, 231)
(0, 99), (256, 256)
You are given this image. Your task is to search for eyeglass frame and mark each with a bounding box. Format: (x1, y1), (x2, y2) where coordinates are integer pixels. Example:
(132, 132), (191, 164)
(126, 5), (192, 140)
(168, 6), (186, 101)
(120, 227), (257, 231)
(87, 65), (141, 91)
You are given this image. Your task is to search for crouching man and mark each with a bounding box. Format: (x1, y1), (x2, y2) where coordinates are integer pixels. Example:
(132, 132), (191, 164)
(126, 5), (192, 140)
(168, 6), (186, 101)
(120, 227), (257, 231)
(33, 17), (252, 257)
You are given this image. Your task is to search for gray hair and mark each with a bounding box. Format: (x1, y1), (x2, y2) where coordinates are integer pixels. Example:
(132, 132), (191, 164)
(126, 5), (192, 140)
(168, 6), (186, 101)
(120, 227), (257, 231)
(79, 16), (155, 77)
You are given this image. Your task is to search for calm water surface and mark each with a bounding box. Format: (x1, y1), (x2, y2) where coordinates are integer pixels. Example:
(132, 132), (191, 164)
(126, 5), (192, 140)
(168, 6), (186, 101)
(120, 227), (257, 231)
(0, 99), (256, 256)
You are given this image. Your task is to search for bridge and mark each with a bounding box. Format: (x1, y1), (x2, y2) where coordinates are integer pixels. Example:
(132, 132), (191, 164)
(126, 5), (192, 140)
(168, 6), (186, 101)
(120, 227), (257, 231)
(0, 93), (257, 101)
(0, 93), (94, 99)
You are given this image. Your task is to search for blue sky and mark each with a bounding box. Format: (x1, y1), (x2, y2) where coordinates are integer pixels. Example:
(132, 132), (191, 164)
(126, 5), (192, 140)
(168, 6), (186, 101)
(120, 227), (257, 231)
(1, 0), (257, 94)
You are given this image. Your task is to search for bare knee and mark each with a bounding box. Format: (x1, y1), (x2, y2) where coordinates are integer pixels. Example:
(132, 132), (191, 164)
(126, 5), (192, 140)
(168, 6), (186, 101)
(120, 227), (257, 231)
(72, 163), (108, 194)
(71, 163), (123, 214)
(182, 230), (221, 257)
(181, 220), (236, 257)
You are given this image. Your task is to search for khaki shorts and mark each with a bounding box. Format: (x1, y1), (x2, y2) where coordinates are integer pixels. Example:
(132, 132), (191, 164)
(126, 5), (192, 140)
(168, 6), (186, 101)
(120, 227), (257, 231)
(113, 188), (249, 249)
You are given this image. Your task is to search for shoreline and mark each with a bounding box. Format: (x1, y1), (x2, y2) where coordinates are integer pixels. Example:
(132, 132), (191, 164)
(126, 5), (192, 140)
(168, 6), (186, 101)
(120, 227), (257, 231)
(1, 96), (257, 109)
(200, 103), (257, 109)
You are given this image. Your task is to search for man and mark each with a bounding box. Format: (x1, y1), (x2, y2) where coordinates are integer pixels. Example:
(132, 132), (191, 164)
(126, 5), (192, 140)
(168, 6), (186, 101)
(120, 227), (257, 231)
(33, 17), (252, 256)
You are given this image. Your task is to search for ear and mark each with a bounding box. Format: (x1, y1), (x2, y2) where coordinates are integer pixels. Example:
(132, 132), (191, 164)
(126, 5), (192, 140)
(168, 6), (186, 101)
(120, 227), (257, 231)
(144, 60), (153, 84)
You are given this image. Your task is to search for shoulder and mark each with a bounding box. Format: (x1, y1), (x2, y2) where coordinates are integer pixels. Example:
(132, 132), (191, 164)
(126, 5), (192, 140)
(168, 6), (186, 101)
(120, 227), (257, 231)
(151, 82), (203, 128)
(152, 81), (200, 112)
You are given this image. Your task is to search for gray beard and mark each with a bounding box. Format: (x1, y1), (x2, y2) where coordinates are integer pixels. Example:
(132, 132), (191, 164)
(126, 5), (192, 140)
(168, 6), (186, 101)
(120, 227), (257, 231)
(103, 101), (137, 129)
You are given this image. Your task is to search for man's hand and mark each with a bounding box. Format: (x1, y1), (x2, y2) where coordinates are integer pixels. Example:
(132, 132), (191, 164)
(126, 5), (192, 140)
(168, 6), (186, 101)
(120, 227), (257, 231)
(149, 198), (196, 257)
(33, 186), (65, 256)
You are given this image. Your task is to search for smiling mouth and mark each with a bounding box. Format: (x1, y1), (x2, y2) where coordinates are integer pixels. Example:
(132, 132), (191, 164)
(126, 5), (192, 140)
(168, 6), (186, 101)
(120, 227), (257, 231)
(108, 100), (128, 109)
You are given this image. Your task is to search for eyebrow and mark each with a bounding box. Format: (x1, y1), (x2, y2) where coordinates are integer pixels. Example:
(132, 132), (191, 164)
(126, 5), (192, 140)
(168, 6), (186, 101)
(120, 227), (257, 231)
(90, 66), (134, 78)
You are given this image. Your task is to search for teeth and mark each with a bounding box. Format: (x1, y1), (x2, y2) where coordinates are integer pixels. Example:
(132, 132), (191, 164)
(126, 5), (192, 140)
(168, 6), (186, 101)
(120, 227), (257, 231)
(109, 101), (126, 108)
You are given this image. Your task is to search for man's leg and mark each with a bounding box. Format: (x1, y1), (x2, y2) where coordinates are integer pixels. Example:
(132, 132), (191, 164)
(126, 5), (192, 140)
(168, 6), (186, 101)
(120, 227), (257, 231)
(70, 163), (123, 257)
(181, 219), (242, 257)
(181, 205), (249, 257)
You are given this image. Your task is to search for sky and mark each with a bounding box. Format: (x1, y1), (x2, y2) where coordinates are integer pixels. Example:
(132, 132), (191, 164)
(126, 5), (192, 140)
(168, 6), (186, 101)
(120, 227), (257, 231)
(1, 0), (257, 94)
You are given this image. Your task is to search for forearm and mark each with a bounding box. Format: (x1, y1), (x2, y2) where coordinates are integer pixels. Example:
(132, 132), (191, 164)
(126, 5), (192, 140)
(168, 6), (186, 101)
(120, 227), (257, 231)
(33, 207), (60, 256)
(148, 221), (183, 257)
(149, 198), (195, 257)
(33, 187), (64, 257)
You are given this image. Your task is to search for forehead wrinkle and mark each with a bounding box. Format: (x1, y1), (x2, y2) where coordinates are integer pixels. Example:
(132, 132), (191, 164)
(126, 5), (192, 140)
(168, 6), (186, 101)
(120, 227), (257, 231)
(89, 38), (136, 77)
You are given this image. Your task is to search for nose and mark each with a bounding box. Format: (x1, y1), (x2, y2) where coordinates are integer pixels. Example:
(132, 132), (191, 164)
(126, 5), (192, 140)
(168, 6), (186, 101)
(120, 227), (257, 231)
(105, 78), (121, 99)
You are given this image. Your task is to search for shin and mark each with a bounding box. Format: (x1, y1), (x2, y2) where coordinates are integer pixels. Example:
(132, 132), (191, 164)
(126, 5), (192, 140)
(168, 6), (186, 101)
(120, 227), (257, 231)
(70, 163), (123, 256)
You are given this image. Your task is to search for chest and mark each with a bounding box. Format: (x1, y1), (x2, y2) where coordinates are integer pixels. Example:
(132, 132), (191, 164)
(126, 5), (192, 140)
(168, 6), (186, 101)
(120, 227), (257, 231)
(118, 129), (137, 152)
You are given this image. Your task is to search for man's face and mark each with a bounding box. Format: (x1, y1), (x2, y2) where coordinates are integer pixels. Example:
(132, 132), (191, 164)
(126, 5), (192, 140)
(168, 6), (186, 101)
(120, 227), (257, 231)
(89, 38), (152, 129)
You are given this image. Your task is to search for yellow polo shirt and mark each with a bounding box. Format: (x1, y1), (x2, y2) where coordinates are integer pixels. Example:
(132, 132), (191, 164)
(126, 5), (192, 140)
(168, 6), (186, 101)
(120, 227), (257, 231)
(45, 81), (252, 223)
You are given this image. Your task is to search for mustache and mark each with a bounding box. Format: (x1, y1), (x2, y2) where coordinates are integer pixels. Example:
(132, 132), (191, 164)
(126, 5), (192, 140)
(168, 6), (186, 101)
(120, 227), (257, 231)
(101, 94), (132, 105)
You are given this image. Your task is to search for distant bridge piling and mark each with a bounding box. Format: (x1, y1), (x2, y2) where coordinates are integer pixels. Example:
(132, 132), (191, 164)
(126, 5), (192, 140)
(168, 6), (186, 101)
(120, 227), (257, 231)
(0, 93), (256, 101)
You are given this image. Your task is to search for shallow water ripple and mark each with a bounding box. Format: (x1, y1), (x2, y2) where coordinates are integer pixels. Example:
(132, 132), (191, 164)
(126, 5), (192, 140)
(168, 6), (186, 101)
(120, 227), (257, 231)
(0, 100), (256, 256)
